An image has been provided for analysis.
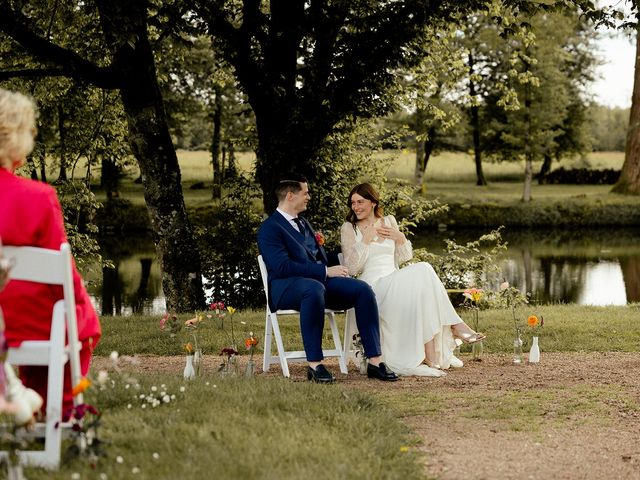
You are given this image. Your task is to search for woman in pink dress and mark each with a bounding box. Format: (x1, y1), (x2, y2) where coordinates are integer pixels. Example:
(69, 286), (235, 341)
(0, 88), (101, 413)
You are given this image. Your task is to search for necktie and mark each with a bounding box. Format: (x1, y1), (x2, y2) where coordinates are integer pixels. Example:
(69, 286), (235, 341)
(292, 217), (305, 235)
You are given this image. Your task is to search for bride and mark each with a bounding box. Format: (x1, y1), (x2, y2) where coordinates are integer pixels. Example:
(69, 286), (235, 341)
(340, 183), (485, 377)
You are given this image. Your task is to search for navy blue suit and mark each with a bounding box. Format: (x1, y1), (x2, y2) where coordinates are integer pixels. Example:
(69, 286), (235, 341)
(257, 211), (381, 361)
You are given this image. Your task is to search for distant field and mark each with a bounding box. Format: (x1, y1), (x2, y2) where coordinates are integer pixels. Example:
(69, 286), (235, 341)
(383, 150), (625, 183)
(34, 149), (627, 207)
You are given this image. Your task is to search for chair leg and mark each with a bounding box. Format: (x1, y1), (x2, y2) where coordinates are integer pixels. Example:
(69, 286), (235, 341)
(327, 313), (348, 374)
(269, 314), (290, 378)
(262, 312), (273, 372)
(43, 305), (66, 469)
(342, 310), (354, 368)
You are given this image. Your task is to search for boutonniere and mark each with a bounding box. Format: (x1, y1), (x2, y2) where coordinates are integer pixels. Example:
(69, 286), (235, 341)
(315, 231), (325, 246)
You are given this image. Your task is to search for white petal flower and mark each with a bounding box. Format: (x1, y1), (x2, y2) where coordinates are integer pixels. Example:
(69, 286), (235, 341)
(110, 351), (119, 361)
(132, 467), (140, 474)
(152, 452), (160, 460)
(163, 395), (170, 403)
(97, 370), (109, 385)
(179, 386), (186, 392)
(151, 386), (157, 392)
(116, 456), (124, 464)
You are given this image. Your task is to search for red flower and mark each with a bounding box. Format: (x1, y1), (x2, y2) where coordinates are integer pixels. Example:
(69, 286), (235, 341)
(315, 231), (325, 246)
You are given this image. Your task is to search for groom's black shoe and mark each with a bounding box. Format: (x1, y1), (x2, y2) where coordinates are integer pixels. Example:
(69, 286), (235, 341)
(367, 362), (399, 382)
(307, 364), (336, 384)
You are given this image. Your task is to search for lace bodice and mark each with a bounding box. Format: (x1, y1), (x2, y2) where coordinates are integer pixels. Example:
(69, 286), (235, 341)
(340, 215), (412, 284)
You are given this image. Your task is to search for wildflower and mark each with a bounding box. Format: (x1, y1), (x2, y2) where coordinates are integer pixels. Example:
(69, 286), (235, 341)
(72, 377), (91, 397)
(463, 287), (483, 303)
(244, 335), (258, 349)
(527, 315), (538, 327)
(116, 456), (124, 464)
(185, 342), (194, 355)
(399, 446), (409, 453)
(210, 301), (225, 311)
(159, 312), (168, 330)
(220, 347), (238, 356)
(315, 231), (325, 246)
(152, 452), (160, 460)
(110, 351), (119, 362)
(97, 370), (109, 385)
(499, 281), (510, 291)
(227, 306), (237, 315)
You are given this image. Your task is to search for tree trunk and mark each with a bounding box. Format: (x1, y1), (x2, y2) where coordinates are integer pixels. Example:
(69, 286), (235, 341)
(612, 25), (640, 195)
(619, 256), (640, 303)
(96, 0), (205, 311)
(415, 107), (426, 185)
(57, 104), (67, 182)
(254, 111), (325, 214)
(226, 140), (237, 178)
(522, 77), (533, 202)
(537, 152), (552, 184)
(468, 53), (487, 187)
(211, 86), (222, 199)
(39, 148), (47, 183)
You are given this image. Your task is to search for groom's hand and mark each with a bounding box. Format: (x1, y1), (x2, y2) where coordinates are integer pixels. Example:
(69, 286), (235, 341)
(327, 265), (350, 278)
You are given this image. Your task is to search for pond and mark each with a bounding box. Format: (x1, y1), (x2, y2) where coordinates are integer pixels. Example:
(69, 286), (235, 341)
(85, 227), (640, 316)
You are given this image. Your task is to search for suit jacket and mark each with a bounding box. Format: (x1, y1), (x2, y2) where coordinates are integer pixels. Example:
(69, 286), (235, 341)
(0, 168), (101, 352)
(257, 211), (328, 309)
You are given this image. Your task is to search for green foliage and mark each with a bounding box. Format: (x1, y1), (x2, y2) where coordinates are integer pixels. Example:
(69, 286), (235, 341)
(412, 227), (507, 289)
(195, 173), (264, 309)
(588, 104), (628, 152)
(55, 181), (108, 273)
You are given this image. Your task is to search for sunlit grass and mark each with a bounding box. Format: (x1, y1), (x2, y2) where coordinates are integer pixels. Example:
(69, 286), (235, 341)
(26, 375), (423, 480)
(95, 303), (640, 359)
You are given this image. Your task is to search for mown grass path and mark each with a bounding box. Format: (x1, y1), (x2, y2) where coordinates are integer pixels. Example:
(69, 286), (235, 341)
(93, 351), (640, 479)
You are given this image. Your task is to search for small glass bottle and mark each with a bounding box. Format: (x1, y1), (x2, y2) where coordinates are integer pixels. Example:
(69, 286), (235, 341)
(513, 336), (524, 364)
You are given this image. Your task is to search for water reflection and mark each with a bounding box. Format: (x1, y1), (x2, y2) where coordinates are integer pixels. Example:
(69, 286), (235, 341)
(87, 228), (640, 315)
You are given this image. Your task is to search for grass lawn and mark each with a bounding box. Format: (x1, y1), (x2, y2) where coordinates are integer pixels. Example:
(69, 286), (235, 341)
(13, 303), (639, 479)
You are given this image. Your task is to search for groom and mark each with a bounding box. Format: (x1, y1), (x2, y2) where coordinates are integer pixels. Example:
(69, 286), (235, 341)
(257, 175), (398, 383)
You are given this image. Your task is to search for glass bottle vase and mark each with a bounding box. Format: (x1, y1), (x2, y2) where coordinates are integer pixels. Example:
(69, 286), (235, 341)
(529, 336), (540, 363)
(471, 340), (483, 361)
(513, 336), (524, 364)
(183, 355), (196, 380)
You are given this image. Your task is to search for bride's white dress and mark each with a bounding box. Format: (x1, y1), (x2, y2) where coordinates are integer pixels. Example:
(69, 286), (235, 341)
(341, 216), (461, 376)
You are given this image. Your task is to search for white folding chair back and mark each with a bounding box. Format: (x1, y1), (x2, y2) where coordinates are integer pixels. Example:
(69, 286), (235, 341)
(257, 255), (348, 377)
(0, 243), (82, 470)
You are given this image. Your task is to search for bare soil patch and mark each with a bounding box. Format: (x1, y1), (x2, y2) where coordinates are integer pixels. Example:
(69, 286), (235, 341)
(94, 352), (640, 479)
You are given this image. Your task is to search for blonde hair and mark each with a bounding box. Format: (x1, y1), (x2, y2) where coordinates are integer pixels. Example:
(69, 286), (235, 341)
(0, 88), (37, 169)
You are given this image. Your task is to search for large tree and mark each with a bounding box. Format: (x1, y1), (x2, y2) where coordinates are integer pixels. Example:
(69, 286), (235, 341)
(0, 0), (206, 311)
(194, 1), (601, 212)
(612, 6), (640, 195)
(194, 1), (489, 212)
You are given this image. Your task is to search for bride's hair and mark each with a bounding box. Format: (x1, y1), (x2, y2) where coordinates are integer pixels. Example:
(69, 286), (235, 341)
(346, 183), (383, 226)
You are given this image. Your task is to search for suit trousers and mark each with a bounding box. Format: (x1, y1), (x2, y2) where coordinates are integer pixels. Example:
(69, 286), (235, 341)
(276, 276), (381, 361)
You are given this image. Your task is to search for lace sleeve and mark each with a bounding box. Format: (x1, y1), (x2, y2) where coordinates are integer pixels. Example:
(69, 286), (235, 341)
(340, 222), (370, 276)
(387, 215), (413, 266)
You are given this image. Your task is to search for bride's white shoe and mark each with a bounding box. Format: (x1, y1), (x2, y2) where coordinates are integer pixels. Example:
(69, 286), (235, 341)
(415, 363), (447, 377)
(449, 355), (464, 369)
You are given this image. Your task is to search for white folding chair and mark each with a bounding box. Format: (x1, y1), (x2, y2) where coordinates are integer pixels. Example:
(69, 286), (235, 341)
(0, 243), (82, 470)
(257, 255), (348, 377)
(337, 253), (359, 364)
